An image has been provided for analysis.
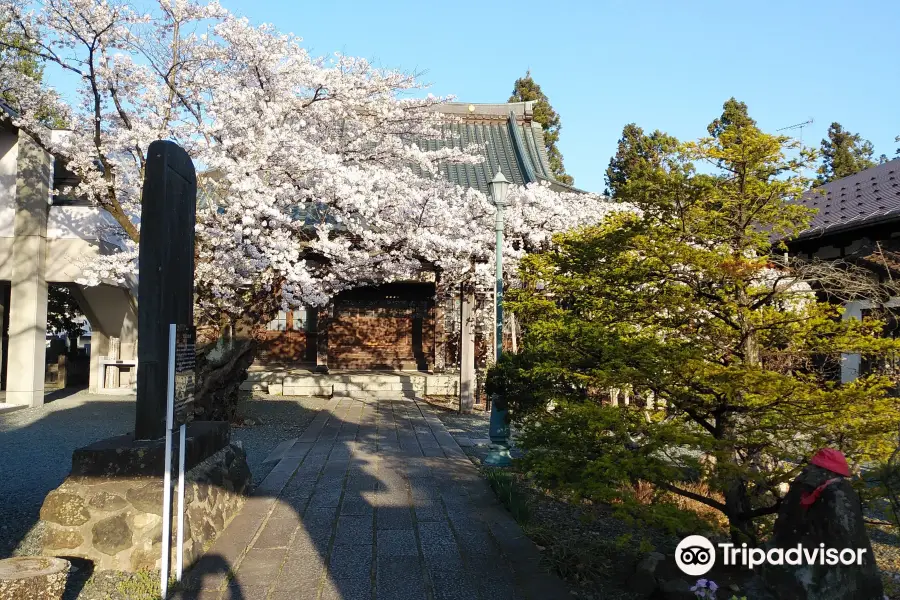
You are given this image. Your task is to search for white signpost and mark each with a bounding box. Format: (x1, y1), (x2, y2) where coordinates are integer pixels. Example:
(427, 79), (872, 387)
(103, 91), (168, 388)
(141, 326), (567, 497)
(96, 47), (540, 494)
(160, 323), (195, 596)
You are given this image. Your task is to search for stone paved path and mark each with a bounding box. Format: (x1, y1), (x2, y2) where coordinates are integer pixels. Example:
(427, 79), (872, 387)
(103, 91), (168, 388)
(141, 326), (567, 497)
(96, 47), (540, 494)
(177, 397), (568, 600)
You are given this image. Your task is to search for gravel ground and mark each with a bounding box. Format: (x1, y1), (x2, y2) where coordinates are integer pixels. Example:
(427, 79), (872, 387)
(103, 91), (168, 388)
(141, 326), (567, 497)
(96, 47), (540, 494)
(0, 390), (137, 558)
(0, 390), (325, 562)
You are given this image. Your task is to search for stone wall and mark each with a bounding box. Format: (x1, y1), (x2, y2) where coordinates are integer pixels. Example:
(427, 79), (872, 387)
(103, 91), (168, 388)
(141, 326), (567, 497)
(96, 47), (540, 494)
(38, 443), (250, 572)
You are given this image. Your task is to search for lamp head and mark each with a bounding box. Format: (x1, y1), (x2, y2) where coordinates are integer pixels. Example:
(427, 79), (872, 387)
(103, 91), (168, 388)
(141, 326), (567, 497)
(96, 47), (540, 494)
(489, 170), (510, 207)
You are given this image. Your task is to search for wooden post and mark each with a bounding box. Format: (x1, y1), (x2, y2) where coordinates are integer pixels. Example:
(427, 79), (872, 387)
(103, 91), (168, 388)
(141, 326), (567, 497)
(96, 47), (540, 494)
(57, 354), (67, 389)
(459, 282), (476, 413)
(105, 336), (120, 389)
(315, 305), (330, 373)
(433, 289), (446, 373)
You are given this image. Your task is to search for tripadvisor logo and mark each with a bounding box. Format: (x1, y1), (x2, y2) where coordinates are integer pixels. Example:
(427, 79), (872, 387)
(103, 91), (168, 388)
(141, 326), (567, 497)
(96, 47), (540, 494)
(675, 535), (716, 576)
(675, 535), (868, 576)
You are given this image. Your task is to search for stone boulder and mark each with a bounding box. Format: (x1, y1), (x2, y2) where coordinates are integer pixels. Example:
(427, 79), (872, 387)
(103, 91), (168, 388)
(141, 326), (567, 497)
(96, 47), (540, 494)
(39, 491), (90, 526)
(750, 464), (884, 600)
(627, 551), (665, 597)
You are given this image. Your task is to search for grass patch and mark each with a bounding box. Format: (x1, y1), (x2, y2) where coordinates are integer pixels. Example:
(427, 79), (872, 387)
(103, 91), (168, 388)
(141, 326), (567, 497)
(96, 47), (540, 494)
(112, 571), (163, 600)
(484, 468), (532, 525)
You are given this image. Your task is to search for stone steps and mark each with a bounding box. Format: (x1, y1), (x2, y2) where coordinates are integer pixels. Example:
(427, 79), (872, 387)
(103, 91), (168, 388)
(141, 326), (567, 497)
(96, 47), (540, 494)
(239, 369), (460, 398)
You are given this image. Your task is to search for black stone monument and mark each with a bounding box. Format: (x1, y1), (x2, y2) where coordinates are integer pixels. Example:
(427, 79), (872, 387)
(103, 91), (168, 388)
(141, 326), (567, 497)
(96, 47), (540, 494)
(135, 140), (197, 440)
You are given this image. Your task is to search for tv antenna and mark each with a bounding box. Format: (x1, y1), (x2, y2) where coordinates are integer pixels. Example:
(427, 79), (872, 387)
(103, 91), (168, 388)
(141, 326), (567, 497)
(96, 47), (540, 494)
(777, 118), (814, 142)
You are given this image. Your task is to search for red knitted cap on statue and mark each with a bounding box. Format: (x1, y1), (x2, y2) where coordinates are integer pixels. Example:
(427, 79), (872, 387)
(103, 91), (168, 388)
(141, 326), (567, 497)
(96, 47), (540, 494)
(809, 448), (851, 477)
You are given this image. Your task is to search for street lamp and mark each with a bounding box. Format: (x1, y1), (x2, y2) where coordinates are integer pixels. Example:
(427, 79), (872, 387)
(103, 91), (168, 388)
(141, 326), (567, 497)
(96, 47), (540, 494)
(485, 170), (512, 467)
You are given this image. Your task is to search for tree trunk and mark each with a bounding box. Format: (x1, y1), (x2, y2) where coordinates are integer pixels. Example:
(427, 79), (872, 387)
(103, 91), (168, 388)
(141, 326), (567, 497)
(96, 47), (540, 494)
(192, 314), (258, 423)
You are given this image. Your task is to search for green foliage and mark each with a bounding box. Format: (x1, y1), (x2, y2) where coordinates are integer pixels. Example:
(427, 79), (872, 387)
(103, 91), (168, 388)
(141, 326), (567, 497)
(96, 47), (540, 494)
(707, 97), (756, 139)
(484, 468), (532, 525)
(0, 23), (65, 126)
(605, 123), (679, 198)
(484, 350), (542, 414)
(817, 122), (877, 183)
(869, 441), (900, 532)
(509, 70), (573, 186)
(499, 99), (900, 543)
(47, 285), (85, 345)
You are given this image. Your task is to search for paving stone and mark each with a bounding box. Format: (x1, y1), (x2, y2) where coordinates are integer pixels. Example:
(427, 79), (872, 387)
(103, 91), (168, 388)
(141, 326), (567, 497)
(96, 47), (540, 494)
(172, 587), (223, 600)
(288, 527), (321, 556)
(234, 548), (286, 585)
(302, 509), (338, 547)
(226, 586), (269, 600)
(181, 567), (229, 593)
(322, 577), (371, 600)
(430, 568), (480, 600)
(328, 543), (373, 579)
(340, 493), (375, 517)
(413, 501), (444, 522)
(474, 566), (519, 600)
(334, 515), (374, 546)
(283, 475), (318, 497)
(346, 473), (379, 491)
(270, 588), (318, 600)
(518, 572), (572, 600)
(453, 522), (499, 556)
(376, 505), (414, 530)
(281, 492), (311, 512)
(376, 556), (426, 600)
(254, 518), (298, 549)
(304, 503), (339, 523)
(278, 552), (324, 590)
(376, 529), (418, 557)
(189, 398), (568, 600)
(308, 486), (343, 509)
(417, 521), (456, 556)
(323, 459), (350, 473)
(269, 500), (302, 522)
(422, 548), (465, 574)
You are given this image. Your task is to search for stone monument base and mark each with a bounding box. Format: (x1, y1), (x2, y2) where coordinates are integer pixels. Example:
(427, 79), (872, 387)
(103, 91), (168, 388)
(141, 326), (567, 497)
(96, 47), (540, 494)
(38, 423), (249, 572)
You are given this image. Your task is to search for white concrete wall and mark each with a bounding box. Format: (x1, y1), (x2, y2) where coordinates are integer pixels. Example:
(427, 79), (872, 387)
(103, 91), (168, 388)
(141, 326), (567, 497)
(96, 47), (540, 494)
(0, 127), (138, 403)
(841, 297), (900, 383)
(47, 206), (116, 240)
(0, 130), (18, 238)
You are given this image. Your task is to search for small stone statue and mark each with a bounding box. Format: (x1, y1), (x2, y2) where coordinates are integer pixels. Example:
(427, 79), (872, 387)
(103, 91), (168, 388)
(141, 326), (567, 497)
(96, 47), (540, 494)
(750, 448), (884, 600)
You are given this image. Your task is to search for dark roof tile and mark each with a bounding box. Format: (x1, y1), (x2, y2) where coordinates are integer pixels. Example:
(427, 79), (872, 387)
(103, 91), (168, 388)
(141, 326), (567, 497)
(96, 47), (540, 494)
(794, 158), (900, 240)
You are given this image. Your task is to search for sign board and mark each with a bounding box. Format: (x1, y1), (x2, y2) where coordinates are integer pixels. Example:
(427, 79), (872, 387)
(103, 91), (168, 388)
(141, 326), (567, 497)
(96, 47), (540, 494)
(173, 325), (196, 426)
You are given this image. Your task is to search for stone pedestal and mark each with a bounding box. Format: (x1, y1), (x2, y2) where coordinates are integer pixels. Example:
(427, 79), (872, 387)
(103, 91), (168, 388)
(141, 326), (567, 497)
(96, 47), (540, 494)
(38, 424), (249, 572)
(0, 557), (69, 600)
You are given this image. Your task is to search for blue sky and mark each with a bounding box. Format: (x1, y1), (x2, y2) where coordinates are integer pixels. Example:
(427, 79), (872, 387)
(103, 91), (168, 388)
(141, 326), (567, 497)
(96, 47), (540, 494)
(47, 0), (900, 193)
(219, 0), (900, 192)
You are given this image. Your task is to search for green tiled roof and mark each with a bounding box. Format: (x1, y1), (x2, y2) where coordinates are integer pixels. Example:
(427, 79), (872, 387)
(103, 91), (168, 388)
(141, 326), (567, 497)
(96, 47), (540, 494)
(415, 102), (581, 195)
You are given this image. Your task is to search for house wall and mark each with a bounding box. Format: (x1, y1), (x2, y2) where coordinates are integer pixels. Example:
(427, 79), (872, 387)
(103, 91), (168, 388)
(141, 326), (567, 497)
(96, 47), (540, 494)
(257, 283), (439, 371)
(789, 224), (900, 385)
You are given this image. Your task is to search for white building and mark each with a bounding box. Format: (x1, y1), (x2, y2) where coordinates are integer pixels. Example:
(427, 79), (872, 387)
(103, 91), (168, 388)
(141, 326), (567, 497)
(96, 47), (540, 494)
(0, 107), (137, 406)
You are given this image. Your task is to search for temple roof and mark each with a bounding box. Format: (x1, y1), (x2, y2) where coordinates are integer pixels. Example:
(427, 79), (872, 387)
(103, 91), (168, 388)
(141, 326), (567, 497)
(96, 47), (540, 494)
(416, 102), (581, 195)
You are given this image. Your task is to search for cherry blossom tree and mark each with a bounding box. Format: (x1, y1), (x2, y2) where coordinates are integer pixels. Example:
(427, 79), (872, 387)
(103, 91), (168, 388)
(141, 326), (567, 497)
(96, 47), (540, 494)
(0, 0), (619, 412)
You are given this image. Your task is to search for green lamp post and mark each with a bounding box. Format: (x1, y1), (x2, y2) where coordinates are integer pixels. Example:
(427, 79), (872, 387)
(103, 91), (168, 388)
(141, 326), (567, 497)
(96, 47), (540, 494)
(485, 170), (512, 467)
